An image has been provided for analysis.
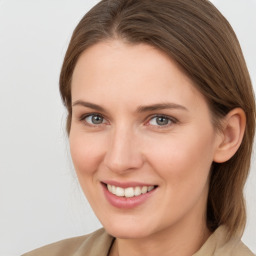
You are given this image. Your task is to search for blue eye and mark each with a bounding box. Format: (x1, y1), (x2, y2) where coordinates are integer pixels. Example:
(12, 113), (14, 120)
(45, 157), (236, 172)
(148, 116), (173, 126)
(84, 114), (106, 125)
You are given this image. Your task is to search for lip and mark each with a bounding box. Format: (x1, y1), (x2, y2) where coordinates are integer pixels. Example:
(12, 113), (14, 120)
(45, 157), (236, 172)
(101, 181), (157, 209)
(102, 180), (155, 188)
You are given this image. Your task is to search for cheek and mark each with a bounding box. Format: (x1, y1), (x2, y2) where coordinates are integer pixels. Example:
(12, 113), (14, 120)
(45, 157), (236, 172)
(69, 133), (107, 217)
(156, 132), (215, 215)
(69, 131), (106, 177)
(146, 127), (216, 187)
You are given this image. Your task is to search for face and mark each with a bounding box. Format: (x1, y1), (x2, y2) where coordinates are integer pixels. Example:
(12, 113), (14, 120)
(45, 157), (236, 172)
(69, 40), (222, 239)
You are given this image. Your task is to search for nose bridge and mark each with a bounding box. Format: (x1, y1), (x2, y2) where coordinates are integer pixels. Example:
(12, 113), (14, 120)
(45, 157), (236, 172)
(104, 124), (143, 173)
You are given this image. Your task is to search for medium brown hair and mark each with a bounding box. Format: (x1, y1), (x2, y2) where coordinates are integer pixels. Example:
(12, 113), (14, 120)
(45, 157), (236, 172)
(59, 0), (255, 238)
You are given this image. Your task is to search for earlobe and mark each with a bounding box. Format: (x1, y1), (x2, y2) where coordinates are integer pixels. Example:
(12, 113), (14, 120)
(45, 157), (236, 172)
(213, 108), (246, 163)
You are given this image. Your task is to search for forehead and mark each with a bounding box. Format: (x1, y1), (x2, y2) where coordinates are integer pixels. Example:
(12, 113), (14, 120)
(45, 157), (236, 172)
(73, 40), (190, 81)
(71, 40), (208, 113)
(73, 40), (186, 77)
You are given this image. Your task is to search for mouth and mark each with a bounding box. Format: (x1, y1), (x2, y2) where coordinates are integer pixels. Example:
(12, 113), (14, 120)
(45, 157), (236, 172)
(103, 182), (158, 198)
(101, 182), (158, 209)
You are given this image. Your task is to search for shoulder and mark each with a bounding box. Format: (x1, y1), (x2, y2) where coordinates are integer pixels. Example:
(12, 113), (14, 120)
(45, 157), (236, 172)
(195, 226), (255, 256)
(217, 240), (255, 256)
(231, 242), (255, 256)
(224, 240), (255, 256)
(22, 228), (114, 256)
(213, 227), (255, 256)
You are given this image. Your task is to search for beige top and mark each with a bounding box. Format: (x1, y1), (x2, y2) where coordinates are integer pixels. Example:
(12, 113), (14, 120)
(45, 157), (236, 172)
(22, 226), (254, 256)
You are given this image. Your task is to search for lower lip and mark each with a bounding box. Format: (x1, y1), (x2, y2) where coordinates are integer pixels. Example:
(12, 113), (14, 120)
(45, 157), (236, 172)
(102, 183), (156, 209)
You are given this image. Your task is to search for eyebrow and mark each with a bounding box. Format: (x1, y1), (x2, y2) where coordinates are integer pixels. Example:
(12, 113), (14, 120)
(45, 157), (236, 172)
(137, 103), (188, 113)
(72, 100), (188, 113)
(72, 100), (105, 112)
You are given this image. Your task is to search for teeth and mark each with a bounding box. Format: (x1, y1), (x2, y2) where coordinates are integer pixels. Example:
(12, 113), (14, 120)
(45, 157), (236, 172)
(124, 187), (134, 198)
(134, 186), (142, 196)
(115, 186), (125, 197)
(107, 184), (155, 198)
(112, 185), (116, 195)
(141, 186), (147, 194)
(147, 186), (154, 192)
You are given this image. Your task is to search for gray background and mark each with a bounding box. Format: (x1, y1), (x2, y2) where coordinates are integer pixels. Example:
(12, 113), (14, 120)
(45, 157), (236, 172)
(0, 0), (255, 255)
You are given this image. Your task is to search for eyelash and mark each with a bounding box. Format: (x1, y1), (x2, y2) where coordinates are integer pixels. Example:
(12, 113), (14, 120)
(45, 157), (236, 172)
(80, 113), (107, 126)
(79, 113), (178, 128)
(146, 114), (178, 128)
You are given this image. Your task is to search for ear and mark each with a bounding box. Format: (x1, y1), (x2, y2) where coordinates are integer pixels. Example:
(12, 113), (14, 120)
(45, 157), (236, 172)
(213, 108), (246, 163)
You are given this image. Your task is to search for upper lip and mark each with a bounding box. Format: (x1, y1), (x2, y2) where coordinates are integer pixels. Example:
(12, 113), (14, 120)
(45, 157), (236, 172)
(101, 180), (157, 188)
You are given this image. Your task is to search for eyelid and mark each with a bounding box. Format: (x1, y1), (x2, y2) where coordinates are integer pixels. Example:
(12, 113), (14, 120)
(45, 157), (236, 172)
(80, 113), (109, 126)
(145, 114), (178, 127)
(78, 112), (178, 128)
(80, 112), (102, 121)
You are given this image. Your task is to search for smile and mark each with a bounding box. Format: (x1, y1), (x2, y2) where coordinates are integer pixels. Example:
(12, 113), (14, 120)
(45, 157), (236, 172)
(102, 182), (158, 209)
(107, 184), (155, 198)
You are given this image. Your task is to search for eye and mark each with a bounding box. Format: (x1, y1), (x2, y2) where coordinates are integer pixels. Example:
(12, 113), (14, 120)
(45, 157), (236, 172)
(148, 115), (175, 126)
(83, 114), (107, 125)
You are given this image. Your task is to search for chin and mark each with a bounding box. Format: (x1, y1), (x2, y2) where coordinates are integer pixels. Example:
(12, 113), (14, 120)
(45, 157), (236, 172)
(103, 221), (155, 239)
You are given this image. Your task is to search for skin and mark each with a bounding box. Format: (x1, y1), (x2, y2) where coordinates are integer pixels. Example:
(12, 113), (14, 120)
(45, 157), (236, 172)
(69, 40), (244, 256)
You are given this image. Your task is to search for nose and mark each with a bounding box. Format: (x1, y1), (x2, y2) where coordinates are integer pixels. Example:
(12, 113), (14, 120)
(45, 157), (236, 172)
(103, 126), (144, 174)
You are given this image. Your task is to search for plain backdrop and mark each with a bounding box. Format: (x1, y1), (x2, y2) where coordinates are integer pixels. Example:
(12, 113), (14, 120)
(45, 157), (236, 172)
(0, 0), (255, 255)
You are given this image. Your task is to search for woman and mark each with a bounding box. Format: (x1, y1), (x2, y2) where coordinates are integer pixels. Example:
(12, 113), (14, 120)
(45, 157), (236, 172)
(23, 0), (255, 255)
